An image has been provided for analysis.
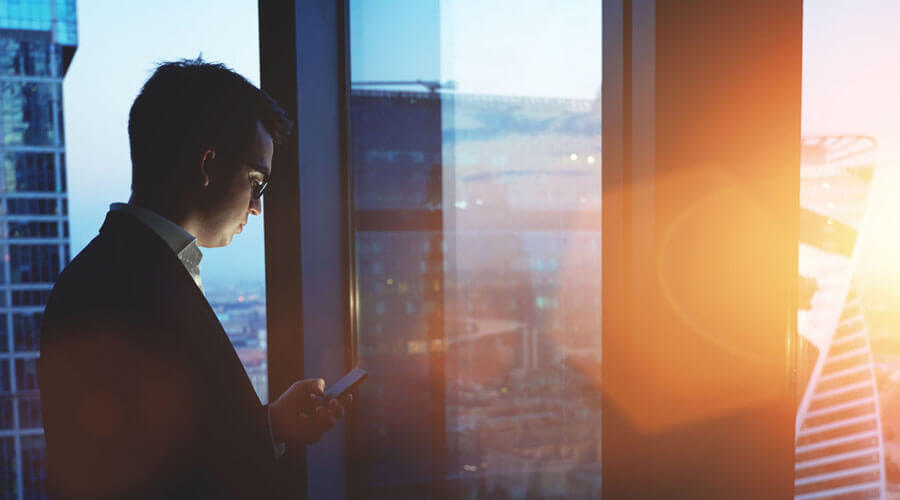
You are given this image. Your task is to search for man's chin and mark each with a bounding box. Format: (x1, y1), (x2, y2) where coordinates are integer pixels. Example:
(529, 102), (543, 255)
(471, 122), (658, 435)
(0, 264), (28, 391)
(198, 235), (233, 249)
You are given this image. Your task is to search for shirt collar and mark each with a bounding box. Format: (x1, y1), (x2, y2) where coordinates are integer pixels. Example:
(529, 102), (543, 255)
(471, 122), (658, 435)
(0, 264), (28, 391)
(110, 202), (196, 255)
(109, 202), (204, 292)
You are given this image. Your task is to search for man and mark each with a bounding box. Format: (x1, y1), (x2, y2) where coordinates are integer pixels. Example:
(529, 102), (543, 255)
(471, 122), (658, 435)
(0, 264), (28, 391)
(39, 59), (348, 498)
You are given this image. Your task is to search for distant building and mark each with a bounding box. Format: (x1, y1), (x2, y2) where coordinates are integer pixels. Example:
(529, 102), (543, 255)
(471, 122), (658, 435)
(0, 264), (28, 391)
(0, 1), (78, 498)
(213, 295), (268, 403)
(794, 136), (885, 499)
(350, 89), (602, 497)
(0, 1), (77, 497)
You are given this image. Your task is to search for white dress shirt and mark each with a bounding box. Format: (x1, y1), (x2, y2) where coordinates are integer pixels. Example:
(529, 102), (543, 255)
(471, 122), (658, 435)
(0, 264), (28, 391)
(109, 202), (285, 459)
(110, 203), (204, 292)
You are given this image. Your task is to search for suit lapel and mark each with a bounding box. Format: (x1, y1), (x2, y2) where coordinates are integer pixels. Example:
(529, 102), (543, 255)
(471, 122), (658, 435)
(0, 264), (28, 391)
(101, 212), (237, 383)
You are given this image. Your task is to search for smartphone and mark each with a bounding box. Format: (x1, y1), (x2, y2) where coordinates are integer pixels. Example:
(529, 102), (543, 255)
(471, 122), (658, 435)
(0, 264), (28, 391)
(322, 368), (368, 401)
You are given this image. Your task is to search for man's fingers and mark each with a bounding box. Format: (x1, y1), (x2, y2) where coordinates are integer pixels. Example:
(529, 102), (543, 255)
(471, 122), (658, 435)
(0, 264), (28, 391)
(315, 406), (337, 431)
(291, 378), (326, 397)
(298, 410), (327, 444)
(303, 378), (325, 396)
(328, 399), (344, 419)
(323, 412), (337, 430)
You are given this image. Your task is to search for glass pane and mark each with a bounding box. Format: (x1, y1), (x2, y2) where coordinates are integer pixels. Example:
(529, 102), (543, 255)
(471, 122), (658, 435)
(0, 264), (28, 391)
(21, 433), (48, 498)
(0, 31), (62, 77)
(349, 1), (602, 497)
(1, 437), (17, 498)
(13, 312), (42, 352)
(2, 152), (59, 193)
(0, 314), (7, 353)
(0, 0), (77, 47)
(1, 81), (60, 146)
(796, 3), (900, 498)
(9, 244), (60, 284)
(0, 359), (11, 431)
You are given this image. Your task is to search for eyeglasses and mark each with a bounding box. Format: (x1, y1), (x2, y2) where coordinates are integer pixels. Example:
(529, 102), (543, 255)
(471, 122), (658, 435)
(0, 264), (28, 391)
(247, 164), (270, 200)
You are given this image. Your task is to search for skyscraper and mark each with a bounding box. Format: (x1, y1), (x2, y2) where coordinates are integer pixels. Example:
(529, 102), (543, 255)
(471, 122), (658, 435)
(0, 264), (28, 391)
(0, 1), (77, 498)
(795, 136), (883, 499)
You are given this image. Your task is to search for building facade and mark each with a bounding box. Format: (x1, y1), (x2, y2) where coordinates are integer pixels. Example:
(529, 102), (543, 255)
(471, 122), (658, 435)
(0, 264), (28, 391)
(794, 136), (884, 499)
(0, 1), (77, 498)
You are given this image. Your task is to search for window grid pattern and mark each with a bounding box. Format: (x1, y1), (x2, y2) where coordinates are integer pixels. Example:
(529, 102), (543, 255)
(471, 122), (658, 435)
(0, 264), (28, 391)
(0, 359), (11, 430)
(0, 313), (7, 353)
(0, 81), (61, 147)
(3, 152), (58, 192)
(8, 222), (59, 238)
(9, 244), (60, 283)
(12, 289), (51, 306)
(1, 436), (17, 498)
(17, 394), (40, 429)
(20, 433), (47, 499)
(7, 198), (62, 215)
(0, 32), (61, 77)
(12, 312), (40, 352)
(0, 6), (71, 495)
(0, 0), (78, 46)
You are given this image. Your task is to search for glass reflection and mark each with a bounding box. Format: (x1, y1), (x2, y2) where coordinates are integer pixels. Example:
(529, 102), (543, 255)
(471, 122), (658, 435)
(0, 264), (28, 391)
(349, 1), (602, 497)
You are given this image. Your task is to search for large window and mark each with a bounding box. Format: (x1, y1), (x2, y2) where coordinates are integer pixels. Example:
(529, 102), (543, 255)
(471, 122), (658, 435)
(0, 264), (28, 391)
(348, 1), (602, 497)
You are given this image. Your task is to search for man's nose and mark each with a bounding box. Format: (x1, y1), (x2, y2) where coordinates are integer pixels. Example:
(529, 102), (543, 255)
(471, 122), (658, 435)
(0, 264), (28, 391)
(249, 197), (262, 216)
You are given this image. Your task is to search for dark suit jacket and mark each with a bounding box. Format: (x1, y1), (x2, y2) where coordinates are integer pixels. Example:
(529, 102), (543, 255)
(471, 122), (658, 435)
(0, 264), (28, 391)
(39, 211), (284, 499)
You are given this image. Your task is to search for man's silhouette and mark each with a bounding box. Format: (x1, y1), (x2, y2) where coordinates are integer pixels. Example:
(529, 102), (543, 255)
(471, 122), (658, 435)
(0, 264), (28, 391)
(38, 59), (349, 498)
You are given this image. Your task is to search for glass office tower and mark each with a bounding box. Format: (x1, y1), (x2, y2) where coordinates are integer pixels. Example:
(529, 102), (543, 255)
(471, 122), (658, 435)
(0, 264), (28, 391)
(794, 136), (883, 499)
(0, 1), (77, 498)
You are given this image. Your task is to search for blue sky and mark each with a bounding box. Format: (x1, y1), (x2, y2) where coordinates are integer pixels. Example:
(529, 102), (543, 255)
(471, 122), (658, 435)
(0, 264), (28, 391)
(63, 0), (602, 288)
(802, 1), (900, 289)
(63, 1), (900, 292)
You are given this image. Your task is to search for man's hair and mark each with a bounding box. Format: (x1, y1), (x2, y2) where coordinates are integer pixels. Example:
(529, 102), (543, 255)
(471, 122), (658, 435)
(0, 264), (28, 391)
(128, 58), (292, 195)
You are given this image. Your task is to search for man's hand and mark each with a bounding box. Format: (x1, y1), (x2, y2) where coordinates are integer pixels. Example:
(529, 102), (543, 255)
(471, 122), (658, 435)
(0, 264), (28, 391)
(269, 378), (353, 447)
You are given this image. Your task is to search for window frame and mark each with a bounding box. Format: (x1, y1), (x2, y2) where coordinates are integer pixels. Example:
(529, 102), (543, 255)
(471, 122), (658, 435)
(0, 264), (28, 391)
(259, 0), (354, 497)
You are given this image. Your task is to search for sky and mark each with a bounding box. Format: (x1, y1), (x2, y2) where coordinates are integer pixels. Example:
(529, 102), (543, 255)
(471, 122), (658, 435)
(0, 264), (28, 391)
(802, 1), (900, 299)
(350, 0), (602, 99)
(64, 0), (602, 289)
(63, 0), (900, 297)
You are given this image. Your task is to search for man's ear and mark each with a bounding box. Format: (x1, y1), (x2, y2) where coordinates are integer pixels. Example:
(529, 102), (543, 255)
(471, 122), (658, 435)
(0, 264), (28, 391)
(200, 149), (216, 187)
